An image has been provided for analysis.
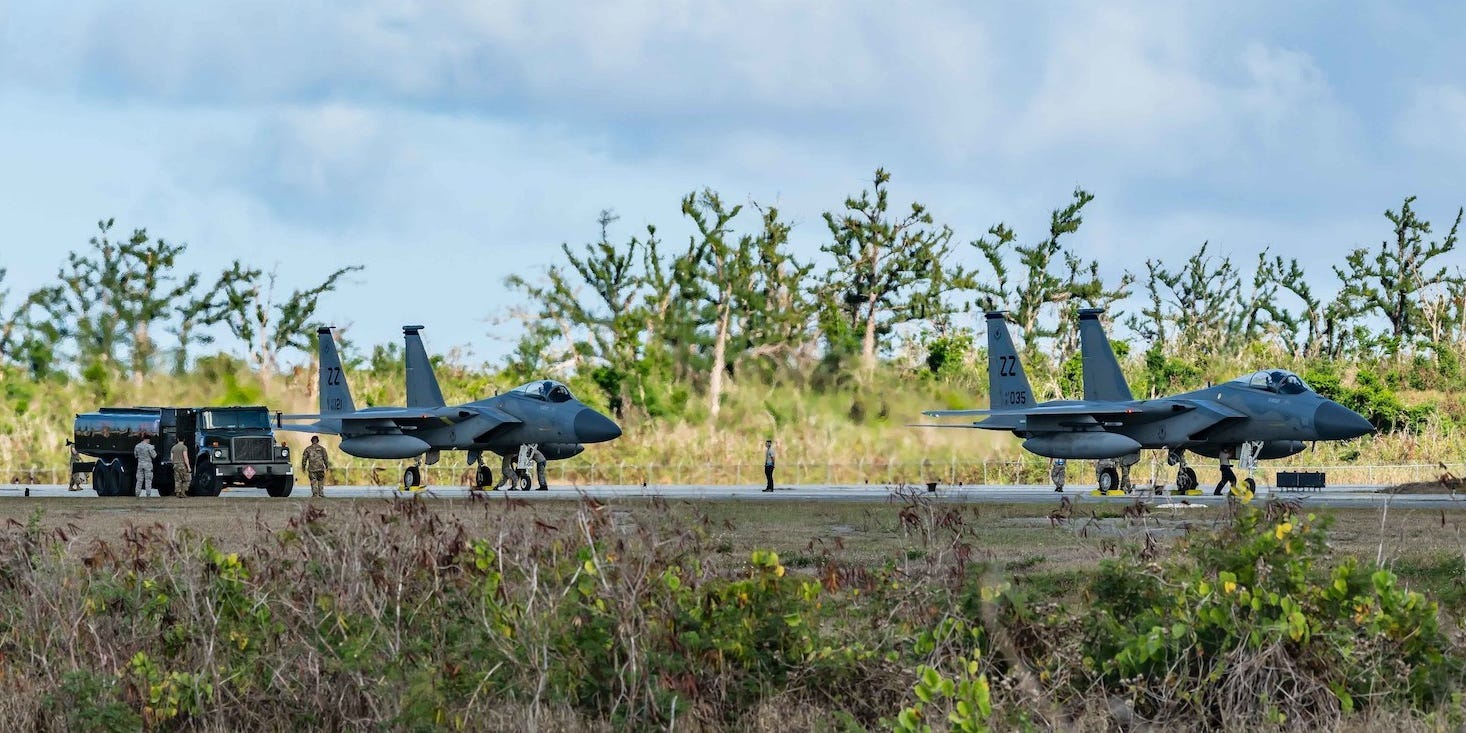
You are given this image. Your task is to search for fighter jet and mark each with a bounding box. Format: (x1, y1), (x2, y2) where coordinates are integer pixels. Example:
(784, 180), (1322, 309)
(277, 326), (622, 489)
(921, 309), (1374, 493)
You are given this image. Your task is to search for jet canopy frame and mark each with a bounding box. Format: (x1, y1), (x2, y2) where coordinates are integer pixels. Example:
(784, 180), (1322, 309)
(1232, 369), (1312, 395)
(510, 380), (575, 403)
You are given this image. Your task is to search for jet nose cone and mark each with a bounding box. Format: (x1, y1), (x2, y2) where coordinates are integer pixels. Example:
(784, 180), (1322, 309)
(1313, 401), (1375, 440)
(574, 408), (622, 443)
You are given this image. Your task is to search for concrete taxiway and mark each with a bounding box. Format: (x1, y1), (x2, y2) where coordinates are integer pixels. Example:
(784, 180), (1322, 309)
(5, 483), (1464, 510)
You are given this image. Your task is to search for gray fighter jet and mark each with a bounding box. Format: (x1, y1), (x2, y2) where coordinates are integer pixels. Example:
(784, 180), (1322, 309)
(922, 310), (1374, 493)
(278, 326), (622, 489)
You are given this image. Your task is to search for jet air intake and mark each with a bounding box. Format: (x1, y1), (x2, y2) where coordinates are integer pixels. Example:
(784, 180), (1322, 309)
(1023, 432), (1142, 459)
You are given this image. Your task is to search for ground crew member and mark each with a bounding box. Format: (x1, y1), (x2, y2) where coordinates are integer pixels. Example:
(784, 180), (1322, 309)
(1214, 447), (1237, 496)
(170, 438), (191, 498)
(302, 436), (331, 498)
(494, 450), (516, 490)
(134, 434), (157, 497)
(1050, 457), (1066, 493)
(529, 444), (547, 490)
(762, 439), (776, 492)
(68, 444), (84, 492)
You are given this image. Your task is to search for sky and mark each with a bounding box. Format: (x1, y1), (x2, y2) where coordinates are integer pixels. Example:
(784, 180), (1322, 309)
(2, 1), (1465, 367)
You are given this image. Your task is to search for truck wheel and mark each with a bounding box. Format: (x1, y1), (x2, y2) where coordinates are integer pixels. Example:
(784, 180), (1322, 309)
(474, 465), (492, 490)
(95, 462), (119, 497)
(265, 476), (295, 498)
(402, 466), (421, 491)
(1098, 467), (1120, 493)
(192, 469), (223, 497)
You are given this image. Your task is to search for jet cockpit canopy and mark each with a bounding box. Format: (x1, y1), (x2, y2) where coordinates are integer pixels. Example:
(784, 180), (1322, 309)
(510, 380), (575, 403)
(1232, 369), (1312, 395)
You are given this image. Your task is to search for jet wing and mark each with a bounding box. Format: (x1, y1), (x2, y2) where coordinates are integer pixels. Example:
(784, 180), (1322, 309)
(923, 404), (1143, 419)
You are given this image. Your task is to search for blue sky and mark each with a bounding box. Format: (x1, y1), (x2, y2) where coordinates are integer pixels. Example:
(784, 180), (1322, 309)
(3, 1), (1465, 366)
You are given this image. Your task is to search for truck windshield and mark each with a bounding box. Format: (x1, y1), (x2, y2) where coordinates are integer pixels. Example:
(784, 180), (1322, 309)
(200, 410), (269, 430)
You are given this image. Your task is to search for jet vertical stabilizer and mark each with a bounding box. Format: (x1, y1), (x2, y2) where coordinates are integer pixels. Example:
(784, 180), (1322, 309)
(1077, 308), (1133, 402)
(985, 312), (1035, 410)
(404, 325), (446, 408)
(318, 327), (356, 414)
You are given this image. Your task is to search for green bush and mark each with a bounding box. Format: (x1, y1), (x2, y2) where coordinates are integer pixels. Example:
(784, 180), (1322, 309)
(1082, 503), (1458, 727)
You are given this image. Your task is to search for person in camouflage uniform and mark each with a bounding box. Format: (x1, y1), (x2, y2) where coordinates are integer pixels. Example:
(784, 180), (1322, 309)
(529, 444), (547, 490)
(494, 450), (516, 490)
(68, 444), (85, 492)
(302, 436), (331, 498)
(134, 434), (157, 497)
(170, 438), (192, 498)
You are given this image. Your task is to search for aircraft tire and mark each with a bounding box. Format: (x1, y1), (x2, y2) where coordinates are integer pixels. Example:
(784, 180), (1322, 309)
(403, 466), (421, 491)
(1098, 467), (1119, 493)
(1177, 467), (1198, 492)
(1243, 477), (1256, 493)
(517, 474), (531, 491)
(475, 465), (492, 490)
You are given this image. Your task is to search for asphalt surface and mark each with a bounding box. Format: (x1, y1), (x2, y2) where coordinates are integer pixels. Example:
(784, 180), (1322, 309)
(6, 482), (1465, 510)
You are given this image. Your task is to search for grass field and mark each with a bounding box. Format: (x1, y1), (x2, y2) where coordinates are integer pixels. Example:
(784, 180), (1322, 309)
(5, 495), (1463, 604)
(0, 494), (1464, 730)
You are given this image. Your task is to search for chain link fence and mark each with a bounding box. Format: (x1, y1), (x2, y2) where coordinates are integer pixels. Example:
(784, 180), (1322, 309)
(14, 460), (1466, 488)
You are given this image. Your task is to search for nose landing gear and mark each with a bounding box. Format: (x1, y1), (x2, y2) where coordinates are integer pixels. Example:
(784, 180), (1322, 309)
(1235, 441), (1262, 503)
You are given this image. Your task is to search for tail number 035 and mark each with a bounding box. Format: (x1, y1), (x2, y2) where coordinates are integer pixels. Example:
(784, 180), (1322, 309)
(1004, 390), (1028, 405)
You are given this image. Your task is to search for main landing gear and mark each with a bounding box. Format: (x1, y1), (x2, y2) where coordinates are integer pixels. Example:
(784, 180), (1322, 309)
(1167, 449), (1199, 495)
(401, 456), (425, 492)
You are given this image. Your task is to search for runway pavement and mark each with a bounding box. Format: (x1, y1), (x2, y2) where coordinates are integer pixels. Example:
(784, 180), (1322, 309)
(6, 482), (1465, 510)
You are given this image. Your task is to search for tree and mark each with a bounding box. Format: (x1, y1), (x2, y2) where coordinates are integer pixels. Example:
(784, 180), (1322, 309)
(507, 210), (699, 413)
(215, 261), (363, 380)
(821, 168), (965, 371)
(1148, 242), (1240, 356)
(40, 219), (133, 373)
(167, 283), (231, 376)
(1331, 196), (1463, 351)
(508, 211), (643, 371)
(735, 203), (816, 375)
(969, 188), (1124, 361)
(681, 189), (749, 418)
(110, 225), (198, 383)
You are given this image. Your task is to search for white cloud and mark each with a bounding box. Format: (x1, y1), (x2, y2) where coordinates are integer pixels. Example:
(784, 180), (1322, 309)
(1, 2), (1465, 364)
(1397, 84), (1466, 157)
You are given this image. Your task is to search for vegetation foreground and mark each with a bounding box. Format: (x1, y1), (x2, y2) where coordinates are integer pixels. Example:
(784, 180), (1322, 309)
(0, 497), (1463, 731)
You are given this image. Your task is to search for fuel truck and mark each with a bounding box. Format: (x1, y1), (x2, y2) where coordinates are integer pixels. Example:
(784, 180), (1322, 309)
(71, 406), (295, 497)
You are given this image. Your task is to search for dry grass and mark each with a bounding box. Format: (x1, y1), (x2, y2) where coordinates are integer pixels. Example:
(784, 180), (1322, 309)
(0, 495), (1458, 729)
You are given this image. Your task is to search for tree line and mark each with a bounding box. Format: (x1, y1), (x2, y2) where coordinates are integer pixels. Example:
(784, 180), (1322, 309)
(505, 169), (1464, 415)
(0, 219), (360, 387)
(2, 171), (1462, 424)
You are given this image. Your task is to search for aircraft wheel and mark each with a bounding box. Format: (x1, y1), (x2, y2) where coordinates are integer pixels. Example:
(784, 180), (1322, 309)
(517, 474), (531, 491)
(1098, 467), (1120, 493)
(1177, 467), (1197, 492)
(475, 465), (492, 490)
(403, 466), (421, 491)
(1243, 477), (1256, 493)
